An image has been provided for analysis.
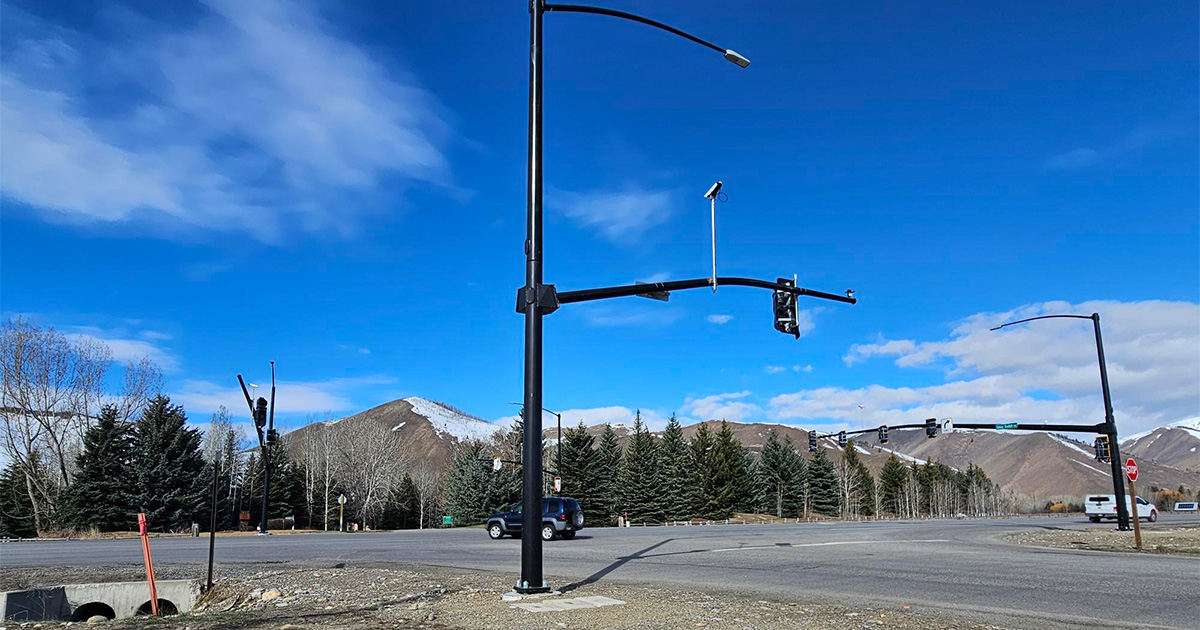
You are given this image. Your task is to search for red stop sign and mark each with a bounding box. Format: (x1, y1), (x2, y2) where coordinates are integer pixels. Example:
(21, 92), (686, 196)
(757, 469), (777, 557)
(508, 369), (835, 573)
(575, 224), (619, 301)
(1125, 458), (1138, 482)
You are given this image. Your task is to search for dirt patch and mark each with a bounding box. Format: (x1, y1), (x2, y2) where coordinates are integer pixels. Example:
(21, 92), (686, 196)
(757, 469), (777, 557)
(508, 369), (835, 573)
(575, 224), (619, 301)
(1005, 524), (1200, 554)
(1, 563), (1040, 629)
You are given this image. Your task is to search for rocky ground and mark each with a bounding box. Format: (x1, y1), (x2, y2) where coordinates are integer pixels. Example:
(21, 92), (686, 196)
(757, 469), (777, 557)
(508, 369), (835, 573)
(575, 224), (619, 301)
(1004, 522), (1200, 554)
(0, 562), (1056, 630)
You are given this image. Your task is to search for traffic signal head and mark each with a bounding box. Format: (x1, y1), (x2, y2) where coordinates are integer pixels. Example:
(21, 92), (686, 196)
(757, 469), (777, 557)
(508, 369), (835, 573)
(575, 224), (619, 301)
(266, 428), (279, 445)
(254, 397), (268, 428)
(808, 431), (817, 453)
(1093, 435), (1111, 463)
(925, 417), (938, 438)
(878, 425), (889, 445)
(772, 277), (801, 339)
(837, 430), (847, 448)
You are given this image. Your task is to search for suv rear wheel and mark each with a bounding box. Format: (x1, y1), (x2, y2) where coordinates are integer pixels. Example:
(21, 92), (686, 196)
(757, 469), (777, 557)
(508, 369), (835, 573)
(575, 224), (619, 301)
(488, 523), (504, 539)
(1149, 510), (1158, 522)
(541, 524), (556, 541)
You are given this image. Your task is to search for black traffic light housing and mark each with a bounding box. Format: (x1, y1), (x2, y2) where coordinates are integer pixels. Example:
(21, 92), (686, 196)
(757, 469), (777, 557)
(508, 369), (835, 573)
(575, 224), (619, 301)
(1094, 435), (1111, 463)
(254, 397), (268, 429)
(772, 277), (801, 339)
(924, 417), (938, 438)
(267, 428), (279, 445)
(837, 430), (847, 448)
(808, 431), (817, 453)
(878, 425), (889, 445)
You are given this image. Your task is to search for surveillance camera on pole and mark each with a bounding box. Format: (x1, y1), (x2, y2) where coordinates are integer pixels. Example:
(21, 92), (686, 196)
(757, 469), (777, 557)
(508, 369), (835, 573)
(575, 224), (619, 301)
(704, 181), (724, 292)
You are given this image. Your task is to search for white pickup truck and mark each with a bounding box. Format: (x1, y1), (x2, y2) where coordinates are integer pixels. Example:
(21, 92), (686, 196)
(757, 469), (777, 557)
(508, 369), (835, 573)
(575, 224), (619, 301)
(1085, 494), (1158, 522)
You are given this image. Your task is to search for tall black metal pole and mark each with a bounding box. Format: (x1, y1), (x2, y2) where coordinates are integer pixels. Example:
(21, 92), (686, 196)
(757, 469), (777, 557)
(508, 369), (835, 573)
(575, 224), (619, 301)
(518, 0), (548, 594)
(1093, 313), (1130, 530)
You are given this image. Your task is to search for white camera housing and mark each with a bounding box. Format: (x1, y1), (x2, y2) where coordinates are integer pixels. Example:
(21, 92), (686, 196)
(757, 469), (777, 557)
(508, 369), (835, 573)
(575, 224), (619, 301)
(704, 180), (723, 199)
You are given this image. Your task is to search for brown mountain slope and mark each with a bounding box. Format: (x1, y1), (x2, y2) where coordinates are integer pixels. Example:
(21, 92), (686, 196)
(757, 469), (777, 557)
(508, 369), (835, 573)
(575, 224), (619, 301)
(871, 429), (1200, 500)
(285, 397), (506, 471)
(1121, 419), (1200, 472)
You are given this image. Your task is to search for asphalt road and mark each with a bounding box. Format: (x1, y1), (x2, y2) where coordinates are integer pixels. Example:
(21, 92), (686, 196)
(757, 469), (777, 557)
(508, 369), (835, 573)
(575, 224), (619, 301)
(3, 516), (1198, 628)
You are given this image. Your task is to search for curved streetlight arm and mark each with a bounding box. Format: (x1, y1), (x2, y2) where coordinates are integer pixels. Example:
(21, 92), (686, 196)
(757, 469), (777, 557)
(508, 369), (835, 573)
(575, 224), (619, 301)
(990, 313), (1093, 331)
(544, 3), (750, 66)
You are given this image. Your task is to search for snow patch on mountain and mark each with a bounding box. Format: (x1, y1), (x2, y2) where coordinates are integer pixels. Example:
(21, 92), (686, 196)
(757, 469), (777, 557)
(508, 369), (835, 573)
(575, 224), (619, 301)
(1124, 416), (1200, 442)
(1049, 434), (1092, 457)
(405, 397), (499, 442)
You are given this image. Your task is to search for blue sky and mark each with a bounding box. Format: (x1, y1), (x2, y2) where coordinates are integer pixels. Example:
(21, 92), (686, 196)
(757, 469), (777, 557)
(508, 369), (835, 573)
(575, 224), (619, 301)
(2, 0), (1197, 437)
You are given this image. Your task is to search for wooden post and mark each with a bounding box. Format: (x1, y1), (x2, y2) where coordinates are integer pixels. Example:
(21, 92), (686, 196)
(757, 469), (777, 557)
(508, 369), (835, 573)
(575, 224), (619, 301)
(138, 513), (160, 615)
(1127, 479), (1143, 551)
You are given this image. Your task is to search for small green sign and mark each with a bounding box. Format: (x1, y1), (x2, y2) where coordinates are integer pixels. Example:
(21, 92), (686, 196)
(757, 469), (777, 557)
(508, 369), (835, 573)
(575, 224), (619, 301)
(442, 515), (453, 526)
(995, 422), (1018, 430)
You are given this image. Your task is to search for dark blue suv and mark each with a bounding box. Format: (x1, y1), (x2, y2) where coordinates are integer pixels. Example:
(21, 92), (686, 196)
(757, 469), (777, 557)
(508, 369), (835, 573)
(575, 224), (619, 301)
(486, 497), (584, 541)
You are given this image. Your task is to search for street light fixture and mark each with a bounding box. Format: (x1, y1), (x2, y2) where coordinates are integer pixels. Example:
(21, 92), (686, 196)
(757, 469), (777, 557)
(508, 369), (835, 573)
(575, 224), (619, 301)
(990, 313), (1130, 531)
(517, 1), (852, 595)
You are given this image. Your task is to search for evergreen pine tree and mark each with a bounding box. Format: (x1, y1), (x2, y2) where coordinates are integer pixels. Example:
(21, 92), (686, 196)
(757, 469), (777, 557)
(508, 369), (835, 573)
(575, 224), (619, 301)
(617, 412), (665, 523)
(244, 443), (305, 527)
(380, 474), (417, 529)
(59, 406), (135, 531)
(659, 415), (692, 521)
(0, 460), (39, 538)
(560, 422), (597, 514)
(807, 447), (840, 516)
(592, 424), (623, 525)
(707, 421), (752, 518)
(689, 422), (717, 517)
(786, 452), (809, 518)
(878, 455), (909, 515)
(444, 443), (492, 525)
(758, 430), (804, 518)
(131, 396), (208, 532)
(486, 420), (523, 513)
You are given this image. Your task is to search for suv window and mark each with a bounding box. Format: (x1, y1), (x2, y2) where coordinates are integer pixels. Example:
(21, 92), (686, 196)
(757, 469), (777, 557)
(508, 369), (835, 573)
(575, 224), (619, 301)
(545, 499), (562, 514)
(1087, 496), (1110, 502)
(1136, 497), (1148, 505)
(563, 499), (579, 511)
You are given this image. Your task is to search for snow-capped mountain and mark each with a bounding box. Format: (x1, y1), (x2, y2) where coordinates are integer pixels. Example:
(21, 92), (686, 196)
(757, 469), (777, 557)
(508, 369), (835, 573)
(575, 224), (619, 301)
(1122, 417), (1200, 472)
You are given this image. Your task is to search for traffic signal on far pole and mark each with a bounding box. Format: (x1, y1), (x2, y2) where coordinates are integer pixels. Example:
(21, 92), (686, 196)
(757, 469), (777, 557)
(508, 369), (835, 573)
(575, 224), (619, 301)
(808, 431), (817, 453)
(1094, 435), (1111, 463)
(254, 398), (268, 429)
(878, 425), (889, 445)
(925, 418), (938, 438)
(837, 430), (847, 448)
(772, 277), (801, 338)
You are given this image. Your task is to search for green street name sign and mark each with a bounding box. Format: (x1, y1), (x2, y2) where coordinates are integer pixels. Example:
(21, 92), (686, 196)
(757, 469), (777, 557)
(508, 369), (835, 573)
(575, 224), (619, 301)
(995, 422), (1018, 430)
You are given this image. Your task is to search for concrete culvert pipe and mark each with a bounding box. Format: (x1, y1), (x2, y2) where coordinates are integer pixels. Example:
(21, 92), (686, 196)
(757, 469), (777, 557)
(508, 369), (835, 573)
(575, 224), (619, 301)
(69, 602), (116, 622)
(135, 599), (179, 616)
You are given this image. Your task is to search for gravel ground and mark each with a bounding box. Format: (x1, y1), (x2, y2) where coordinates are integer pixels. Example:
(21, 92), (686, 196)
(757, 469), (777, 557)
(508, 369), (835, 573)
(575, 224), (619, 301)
(1004, 522), (1200, 554)
(0, 562), (1039, 630)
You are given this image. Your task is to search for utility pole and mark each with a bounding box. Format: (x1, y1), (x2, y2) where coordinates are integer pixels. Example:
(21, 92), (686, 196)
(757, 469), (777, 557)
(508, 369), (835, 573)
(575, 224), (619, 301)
(237, 362), (278, 537)
(990, 313), (1130, 530)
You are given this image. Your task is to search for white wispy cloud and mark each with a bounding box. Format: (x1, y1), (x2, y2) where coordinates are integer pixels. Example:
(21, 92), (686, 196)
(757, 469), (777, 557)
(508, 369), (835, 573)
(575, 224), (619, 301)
(680, 391), (760, 423)
(0, 0), (456, 241)
(786, 300), (1200, 436)
(793, 364), (814, 373)
(707, 314), (734, 325)
(764, 365), (787, 374)
(66, 325), (181, 372)
(338, 344), (372, 355)
(548, 185), (673, 243)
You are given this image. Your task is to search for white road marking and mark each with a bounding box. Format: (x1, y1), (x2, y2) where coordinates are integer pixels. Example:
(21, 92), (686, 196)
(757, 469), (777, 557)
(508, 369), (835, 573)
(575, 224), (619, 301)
(710, 540), (951, 553)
